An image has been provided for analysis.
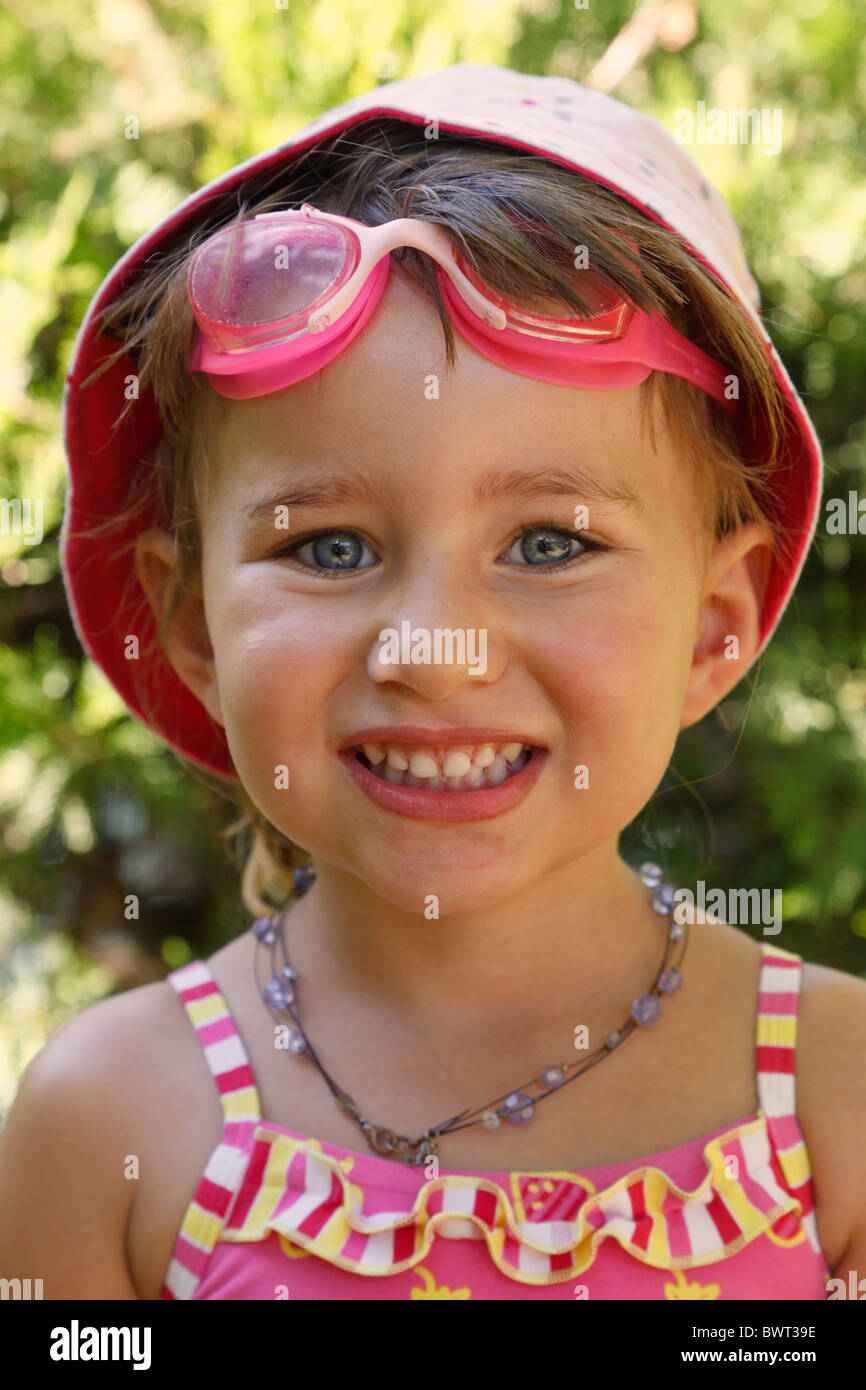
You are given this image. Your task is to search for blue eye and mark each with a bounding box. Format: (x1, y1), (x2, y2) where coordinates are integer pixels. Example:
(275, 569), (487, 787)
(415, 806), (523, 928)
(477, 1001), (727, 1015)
(285, 530), (378, 573)
(501, 524), (590, 568)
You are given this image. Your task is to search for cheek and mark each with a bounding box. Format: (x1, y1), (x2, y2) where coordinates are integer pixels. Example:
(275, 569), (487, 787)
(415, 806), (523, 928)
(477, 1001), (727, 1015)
(206, 574), (350, 778)
(525, 583), (693, 801)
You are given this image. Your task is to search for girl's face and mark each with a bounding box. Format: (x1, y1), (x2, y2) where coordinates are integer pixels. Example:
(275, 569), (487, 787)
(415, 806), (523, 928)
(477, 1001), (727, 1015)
(150, 267), (765, 914)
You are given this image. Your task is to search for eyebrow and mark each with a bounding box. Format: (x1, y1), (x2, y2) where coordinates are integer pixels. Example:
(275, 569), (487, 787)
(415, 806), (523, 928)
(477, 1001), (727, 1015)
(472, 465), (643, 513)
(242, 462), (642, 524)
(242, 470), (389, 523)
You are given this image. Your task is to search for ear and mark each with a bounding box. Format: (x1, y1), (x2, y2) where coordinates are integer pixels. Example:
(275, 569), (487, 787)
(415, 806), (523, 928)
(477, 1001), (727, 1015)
(679, 522), (774, 730)
(134, 528), (225, 728)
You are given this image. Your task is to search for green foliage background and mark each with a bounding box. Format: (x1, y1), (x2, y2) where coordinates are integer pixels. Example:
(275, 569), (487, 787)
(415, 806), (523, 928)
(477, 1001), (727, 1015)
(1, 0), (865, 1121)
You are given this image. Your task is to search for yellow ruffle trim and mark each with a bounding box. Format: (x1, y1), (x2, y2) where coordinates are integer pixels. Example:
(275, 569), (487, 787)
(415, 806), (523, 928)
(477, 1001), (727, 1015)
(218, 1112), (809, 1286)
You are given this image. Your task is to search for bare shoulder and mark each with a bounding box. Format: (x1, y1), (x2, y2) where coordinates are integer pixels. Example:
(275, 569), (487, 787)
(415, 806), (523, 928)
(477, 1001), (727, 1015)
(11, 971), (217, 1123)
(793, 957), (866, 1272)
(0, 973), (222, 1299)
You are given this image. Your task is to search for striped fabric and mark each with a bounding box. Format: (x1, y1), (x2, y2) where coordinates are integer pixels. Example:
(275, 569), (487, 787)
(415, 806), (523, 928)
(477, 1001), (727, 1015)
(755, 948), (822, 1255)
(160, 941), (831, 1300)
(161, 962), (262, 1301)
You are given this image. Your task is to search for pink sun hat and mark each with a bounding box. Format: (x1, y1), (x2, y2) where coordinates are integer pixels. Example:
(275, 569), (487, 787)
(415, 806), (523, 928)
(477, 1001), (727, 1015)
(61, 62), (823, 781)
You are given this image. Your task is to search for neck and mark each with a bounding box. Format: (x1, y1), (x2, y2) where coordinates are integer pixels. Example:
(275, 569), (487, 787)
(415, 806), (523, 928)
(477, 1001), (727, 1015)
(284, 842), (667, 1035)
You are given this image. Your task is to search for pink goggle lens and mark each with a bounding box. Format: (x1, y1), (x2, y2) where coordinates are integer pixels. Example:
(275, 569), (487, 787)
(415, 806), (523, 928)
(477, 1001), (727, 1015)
(189, 217), (361, 353)
(452, 246), (637, 341)
(454, 251), (633, 341)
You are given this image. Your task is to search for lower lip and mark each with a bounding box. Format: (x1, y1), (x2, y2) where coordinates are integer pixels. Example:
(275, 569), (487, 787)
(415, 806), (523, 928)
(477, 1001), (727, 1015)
(337, 748), (547, 822)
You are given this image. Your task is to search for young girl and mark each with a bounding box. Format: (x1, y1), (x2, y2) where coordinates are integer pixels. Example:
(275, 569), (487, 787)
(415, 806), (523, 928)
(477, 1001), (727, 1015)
(1, 63), (863, 1302)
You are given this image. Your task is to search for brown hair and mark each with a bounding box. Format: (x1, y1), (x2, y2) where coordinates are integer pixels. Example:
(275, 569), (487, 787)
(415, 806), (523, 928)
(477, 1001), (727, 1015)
(80, 118), (796, 917)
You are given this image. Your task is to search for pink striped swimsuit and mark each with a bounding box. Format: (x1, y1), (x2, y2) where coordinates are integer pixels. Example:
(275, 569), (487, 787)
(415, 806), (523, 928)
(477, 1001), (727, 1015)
(161, 943), (832, 1300)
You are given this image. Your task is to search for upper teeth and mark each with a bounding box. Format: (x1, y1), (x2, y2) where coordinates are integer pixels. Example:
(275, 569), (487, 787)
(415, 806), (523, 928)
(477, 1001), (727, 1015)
(360, 741), (528, 778)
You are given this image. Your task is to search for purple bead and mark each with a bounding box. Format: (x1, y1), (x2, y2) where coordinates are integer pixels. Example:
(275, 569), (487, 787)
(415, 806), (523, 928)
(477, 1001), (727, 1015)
(639, 861), (663, 887)
(293, 864), (317, 896)
(263, 977), (289, 1009)
(658, 967), (682, 995)
(503, 1091), (535, 1124)
(631, 993), (662, 1026)
(285, 1029), (305, 1054)
(651, 884), (676, 914)
(539, 1066), (565, 1088)
(252, 916), (276, 943)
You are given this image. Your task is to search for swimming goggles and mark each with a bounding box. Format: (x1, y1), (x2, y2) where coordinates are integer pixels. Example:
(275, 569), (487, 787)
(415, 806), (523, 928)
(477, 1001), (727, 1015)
(188, 203), (736, 413)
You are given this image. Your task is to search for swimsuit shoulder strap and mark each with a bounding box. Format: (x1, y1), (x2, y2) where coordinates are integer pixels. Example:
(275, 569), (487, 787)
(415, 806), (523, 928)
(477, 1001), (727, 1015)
(167, 958), (262, 1126)
(754, 941), (817, 1200)
(755, 941), (803, 1119)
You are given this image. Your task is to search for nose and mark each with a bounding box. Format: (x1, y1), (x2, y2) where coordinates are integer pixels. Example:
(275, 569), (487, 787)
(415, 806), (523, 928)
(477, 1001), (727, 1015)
(366, 590), (506, 698)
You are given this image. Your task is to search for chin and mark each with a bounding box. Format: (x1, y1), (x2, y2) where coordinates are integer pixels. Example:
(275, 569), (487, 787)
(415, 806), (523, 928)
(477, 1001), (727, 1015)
(347, 847), (544, 918)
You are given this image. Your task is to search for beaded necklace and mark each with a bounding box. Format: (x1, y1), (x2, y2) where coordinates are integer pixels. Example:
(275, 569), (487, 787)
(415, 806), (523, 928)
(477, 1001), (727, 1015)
(252, 861), (688, 1165)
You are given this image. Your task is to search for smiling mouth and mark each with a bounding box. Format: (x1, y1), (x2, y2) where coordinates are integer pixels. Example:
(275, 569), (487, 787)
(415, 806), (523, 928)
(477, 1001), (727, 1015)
(351, 740), (536, 793)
